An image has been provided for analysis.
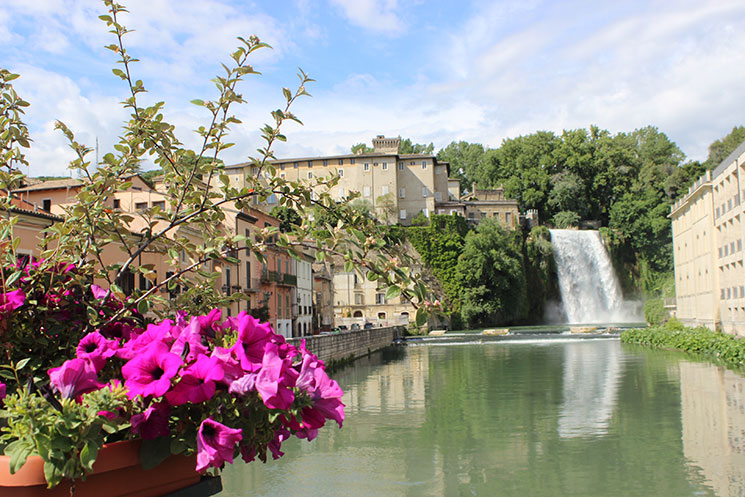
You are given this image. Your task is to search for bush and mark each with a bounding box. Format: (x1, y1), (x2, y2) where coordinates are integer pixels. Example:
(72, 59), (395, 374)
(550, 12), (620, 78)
(621, 322), (745, 370)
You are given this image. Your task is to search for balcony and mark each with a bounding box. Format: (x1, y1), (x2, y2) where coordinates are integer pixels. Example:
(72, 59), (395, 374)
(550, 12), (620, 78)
(260, 269), (297, 286)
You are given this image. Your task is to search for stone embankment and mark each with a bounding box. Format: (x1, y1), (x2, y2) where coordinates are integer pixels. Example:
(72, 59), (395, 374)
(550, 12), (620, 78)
(287, 326), (403, 364)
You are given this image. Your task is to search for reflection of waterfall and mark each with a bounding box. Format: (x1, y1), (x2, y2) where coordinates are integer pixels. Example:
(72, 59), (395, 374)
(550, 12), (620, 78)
(550, 229), (640, 324)
(558, 340), (622, 438)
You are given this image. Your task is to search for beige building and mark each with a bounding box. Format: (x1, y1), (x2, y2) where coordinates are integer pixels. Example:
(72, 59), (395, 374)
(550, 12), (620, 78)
(670, 139), (745, 335)
(333, 265), (413, 328)
(225, 135), (455, 226)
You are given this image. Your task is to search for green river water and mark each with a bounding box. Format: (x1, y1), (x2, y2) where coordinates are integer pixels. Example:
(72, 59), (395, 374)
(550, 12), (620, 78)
(216, 337), (745, 497)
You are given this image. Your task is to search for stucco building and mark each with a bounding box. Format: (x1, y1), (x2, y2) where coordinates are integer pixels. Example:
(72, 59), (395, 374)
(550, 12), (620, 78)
(670, 139), (745, 335)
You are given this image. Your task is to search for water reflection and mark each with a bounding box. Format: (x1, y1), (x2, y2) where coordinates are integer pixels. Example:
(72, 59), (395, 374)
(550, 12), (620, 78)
(558, 339), (622, 438)
(679, 362), (745, 497)
(218, 340), (745, 497)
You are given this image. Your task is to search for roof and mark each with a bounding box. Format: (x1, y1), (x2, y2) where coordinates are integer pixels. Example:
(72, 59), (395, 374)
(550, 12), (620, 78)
(3, 195), (62, 221)
(712, 138), (745, 180)
(14, 178), (83, 192)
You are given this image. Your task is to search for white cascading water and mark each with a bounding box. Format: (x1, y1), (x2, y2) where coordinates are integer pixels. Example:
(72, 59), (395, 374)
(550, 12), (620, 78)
(550, 229), (640, 324)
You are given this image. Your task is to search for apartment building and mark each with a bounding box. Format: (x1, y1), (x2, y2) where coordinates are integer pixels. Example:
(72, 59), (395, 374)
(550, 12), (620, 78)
(670, 139), (745, 335)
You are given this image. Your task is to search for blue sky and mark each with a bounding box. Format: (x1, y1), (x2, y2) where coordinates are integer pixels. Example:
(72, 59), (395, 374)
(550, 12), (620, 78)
(1, 0), (744, 177)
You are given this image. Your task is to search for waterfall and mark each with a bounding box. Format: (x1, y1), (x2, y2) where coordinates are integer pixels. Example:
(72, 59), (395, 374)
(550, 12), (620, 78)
(549, 229), (640, 324)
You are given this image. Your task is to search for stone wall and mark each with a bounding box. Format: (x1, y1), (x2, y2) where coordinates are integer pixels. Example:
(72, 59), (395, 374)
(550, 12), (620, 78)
(288, 327), (402, 363)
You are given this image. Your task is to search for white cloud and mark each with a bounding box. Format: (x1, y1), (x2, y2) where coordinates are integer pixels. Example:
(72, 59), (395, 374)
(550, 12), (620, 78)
(329, 0), (404, 34)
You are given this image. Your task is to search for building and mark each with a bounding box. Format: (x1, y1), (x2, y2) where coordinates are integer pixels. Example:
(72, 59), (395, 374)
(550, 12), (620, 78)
(313, 261), (335, 332)
(225, 135), (455, 226)
(295, 252), (314, 337)
(670, 139), (745, 335)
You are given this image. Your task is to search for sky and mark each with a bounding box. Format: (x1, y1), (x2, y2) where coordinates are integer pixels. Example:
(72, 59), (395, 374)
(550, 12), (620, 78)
(1, 0), (744, 177)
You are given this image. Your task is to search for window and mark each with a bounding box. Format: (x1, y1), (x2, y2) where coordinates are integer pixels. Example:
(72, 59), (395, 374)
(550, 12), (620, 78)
(422, 161), (427, 169)
(351, 158), (356, 164)
(280, 163), (285, 170)
(355, 294), (364, 305)
(286, 294), (290, 319)
(399, 209), (407, 220)
(42, 198), (52, 211)
(246, 261), (251, 288)
(338, 169), (344, 177)
(135, 202), (148, 211)
(338, 159), (343, 165)
(506, 212), (512, 224)
(278, 291), (282, 316)
(399, 188), (406, 198)
(363, 186), (371, 197)
(364, 163), (370, 171)
(225, 268), (232, 296)
(152, 200), (165, 210)
(323, 160), (328, 167)
(410, 161), (415, 165)
(382, 162), (388, 170)
(308, 161), (313, 168)
(381, 185), (389, 195)
(308, 172), (313, 179)
(113, 199), (121, 209)
(280, 173), (285, 179)
(376, 293), (385, 304)
(267, 193), (277, 204)
(293, 162), (299, 168)
(398, 162), (404, 170)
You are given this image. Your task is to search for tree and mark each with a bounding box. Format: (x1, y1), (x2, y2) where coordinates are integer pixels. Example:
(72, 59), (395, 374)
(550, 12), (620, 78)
(705, 125), (745, 169)
(351, 143), (373, 154)
(436, 141), (486, 195)
(455, 218), (527, 327)
(270, 205), (301, 233)
(399, 137), (434, 155)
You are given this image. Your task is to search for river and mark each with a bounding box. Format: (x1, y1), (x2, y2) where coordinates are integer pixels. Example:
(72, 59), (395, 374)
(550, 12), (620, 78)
(216, 337), (745, 497)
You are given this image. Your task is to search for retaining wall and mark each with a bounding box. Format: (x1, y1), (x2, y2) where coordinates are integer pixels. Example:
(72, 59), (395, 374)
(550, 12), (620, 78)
(287, 326), (402, 363)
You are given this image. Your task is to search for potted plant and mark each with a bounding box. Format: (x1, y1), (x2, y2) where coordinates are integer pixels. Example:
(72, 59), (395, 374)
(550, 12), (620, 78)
(0, 259), (345, 495)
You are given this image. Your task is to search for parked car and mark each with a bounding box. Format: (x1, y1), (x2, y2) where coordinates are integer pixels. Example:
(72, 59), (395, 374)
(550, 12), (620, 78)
(363, 322), (373, 329)
(350, 323), (360, 330)
(337, 325), (348, 332)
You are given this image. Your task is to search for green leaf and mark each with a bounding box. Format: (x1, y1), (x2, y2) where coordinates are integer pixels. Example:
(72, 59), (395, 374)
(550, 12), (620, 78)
(416, 307), (428, 326)
(80, 441), (99, 471)
(190, 99), (205, 106)
(111, 68), (127, 80)
(15, 357), (30, 370)
(385, 286), (402, 300)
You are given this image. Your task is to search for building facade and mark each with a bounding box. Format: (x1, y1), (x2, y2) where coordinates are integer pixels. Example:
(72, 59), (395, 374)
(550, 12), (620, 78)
(671, 140), (745, 335)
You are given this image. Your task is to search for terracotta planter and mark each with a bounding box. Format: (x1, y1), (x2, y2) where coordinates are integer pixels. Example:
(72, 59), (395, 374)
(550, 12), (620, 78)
(0, 439), (201, 497)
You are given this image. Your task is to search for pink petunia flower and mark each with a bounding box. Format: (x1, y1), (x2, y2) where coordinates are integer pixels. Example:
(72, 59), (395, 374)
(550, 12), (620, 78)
(49, 358), (103, 400)
(170, 317), (209, 362)
(227, 312), (273, 372)
(77, 331), (119, 371)
(295, 347), (345, 429)
(0, 289), (25, 314)
(196, 418), (243, 472)
(254, 342), (298, 410)
(0, 381), (6, 405)
(121, 341), (182, 399)
(165, 355), (224, 406)
(131, 402), (171, 440)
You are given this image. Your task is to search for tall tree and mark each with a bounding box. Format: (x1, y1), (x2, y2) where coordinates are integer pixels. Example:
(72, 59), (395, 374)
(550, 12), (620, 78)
(436, 141), (486, 194)
(705, 125), (745, 169)
(398, 137), (434, 155)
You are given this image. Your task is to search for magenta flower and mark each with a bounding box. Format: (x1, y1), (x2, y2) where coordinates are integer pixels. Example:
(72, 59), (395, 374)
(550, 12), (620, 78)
(131, 402), (171, 440)
(196, 308), (222, 337)
(227, 312), (273, 372)
(0, 381), (6, 405)
(170, 318), (209, 362)
(0, 289), (25, 314)
(295, 349), (345, 429)
(49, 358), (103, 400)
(255, 342), (298, 410)
(196, 418), (243, 472)
(122, 341), (182, 399)
(268, 427), (291, 460)
(117, 320), (172, 360)
(77, 331), (119, 371)
(90, 284), (108, 300)
(211, 346), (244, 386)
(166, 355), (224, 406)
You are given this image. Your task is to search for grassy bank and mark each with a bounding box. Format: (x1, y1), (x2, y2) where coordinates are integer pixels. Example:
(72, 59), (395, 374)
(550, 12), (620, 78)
(621, 320), (745, 370)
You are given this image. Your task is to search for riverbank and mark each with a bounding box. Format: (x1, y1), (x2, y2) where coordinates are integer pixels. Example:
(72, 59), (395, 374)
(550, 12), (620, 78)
(286, 326), (404, 367)
(621, 321), (745, 370)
